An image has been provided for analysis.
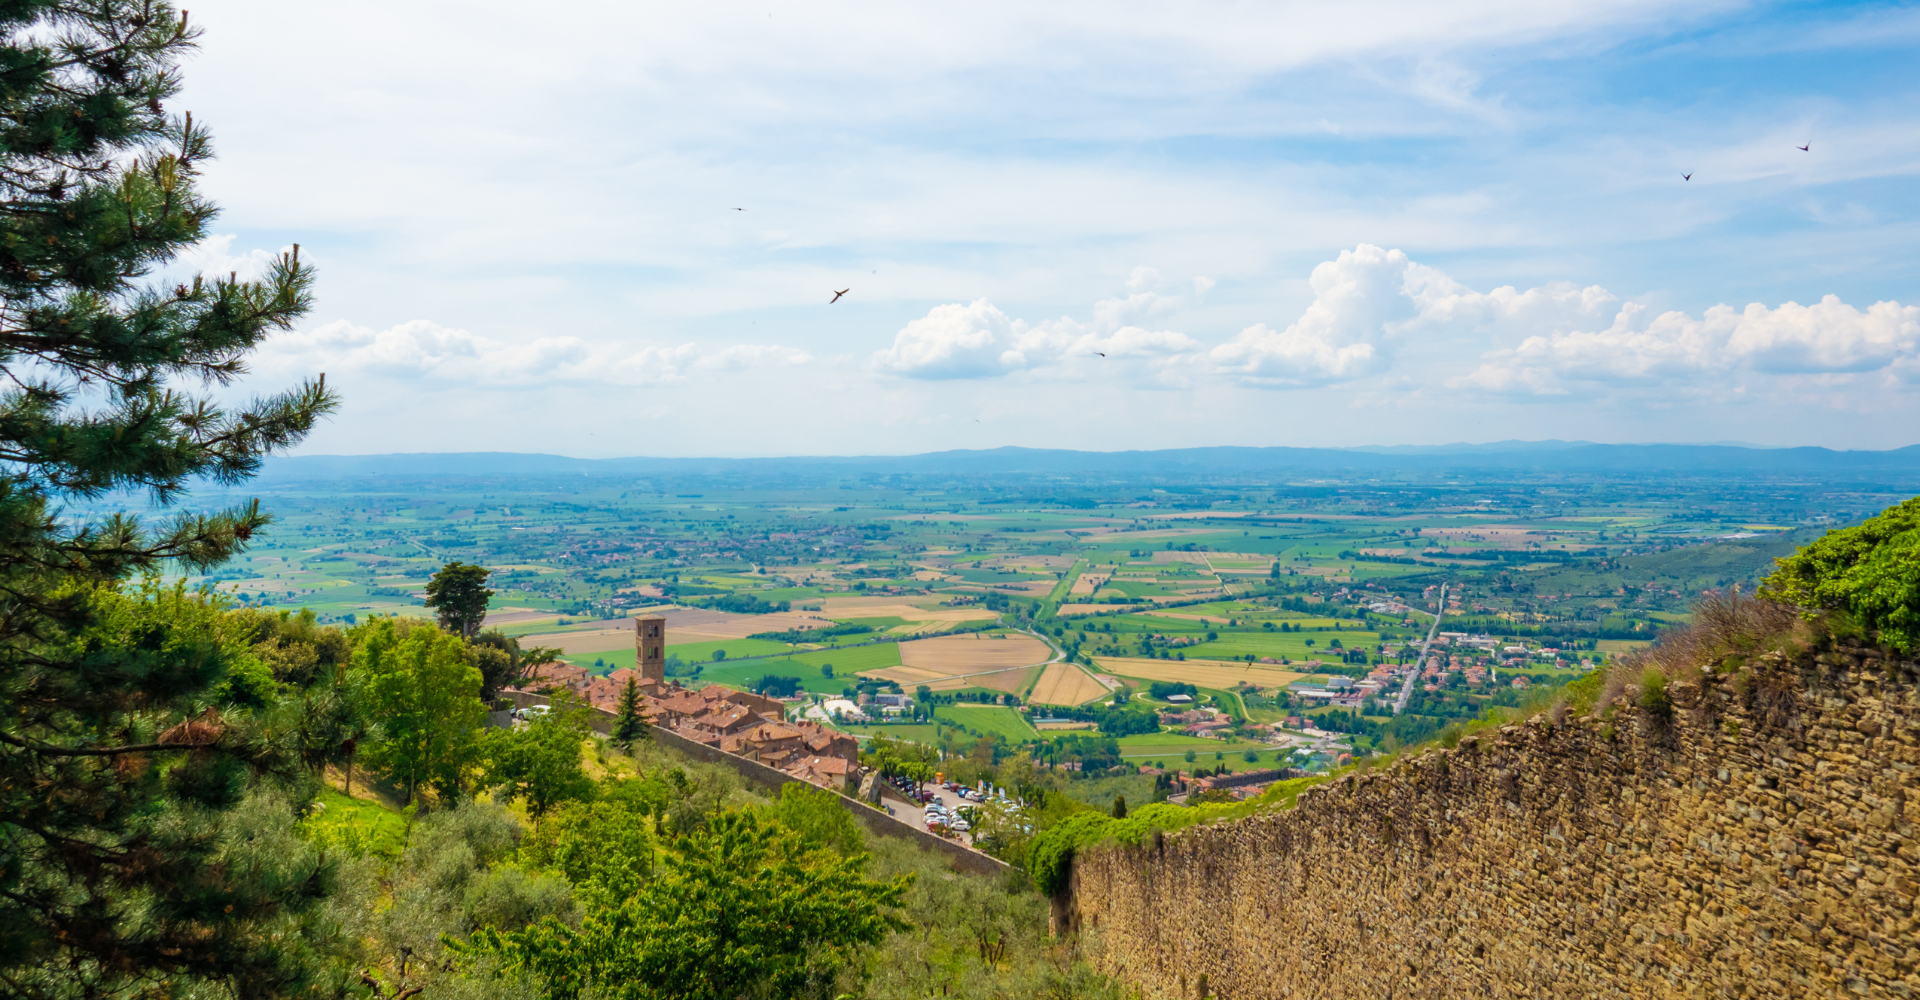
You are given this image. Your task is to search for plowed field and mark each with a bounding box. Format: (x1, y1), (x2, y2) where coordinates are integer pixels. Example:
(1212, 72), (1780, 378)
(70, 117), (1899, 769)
(1094, 656), (1305, 690)
(1029, 662), (1108, 705)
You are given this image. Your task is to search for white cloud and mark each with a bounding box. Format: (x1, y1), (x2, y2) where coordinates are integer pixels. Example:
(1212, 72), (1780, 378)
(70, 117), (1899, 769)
(257, 319), (808, 387)
(873, 272), (1203, 380)
(1456, 295), (1920, 394)
(1203, 243), (1920, 396)
(1207, 243), (1618, 386)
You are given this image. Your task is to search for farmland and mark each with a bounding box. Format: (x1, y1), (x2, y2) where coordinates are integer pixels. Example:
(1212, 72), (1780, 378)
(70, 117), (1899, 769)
(116, 447), (1911, 782)
(1094, 656), (1307, 691)
(1029, 662), (1110, 706)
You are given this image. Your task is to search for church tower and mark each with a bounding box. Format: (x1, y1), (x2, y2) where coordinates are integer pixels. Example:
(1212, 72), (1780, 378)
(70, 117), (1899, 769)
(636, 615), (666, 688)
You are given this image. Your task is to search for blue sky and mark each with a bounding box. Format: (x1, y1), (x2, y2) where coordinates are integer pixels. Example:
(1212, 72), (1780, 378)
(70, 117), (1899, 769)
(176, 0), (1920, 455)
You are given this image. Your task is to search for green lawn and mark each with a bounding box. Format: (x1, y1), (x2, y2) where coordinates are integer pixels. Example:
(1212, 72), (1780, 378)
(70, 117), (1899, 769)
(299, 786), (410, 857)
(934, 705), (1039, 741)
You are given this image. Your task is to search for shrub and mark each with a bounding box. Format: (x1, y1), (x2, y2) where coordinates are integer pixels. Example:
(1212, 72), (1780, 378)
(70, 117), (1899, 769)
(1761, 496), (1920, 654)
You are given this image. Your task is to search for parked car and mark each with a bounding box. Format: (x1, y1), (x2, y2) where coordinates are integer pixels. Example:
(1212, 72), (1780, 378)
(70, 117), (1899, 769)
(950, 818), (971, 832)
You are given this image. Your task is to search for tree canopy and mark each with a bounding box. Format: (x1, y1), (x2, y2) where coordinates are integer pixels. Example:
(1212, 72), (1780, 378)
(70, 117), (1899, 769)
(425, 561), (494, 639)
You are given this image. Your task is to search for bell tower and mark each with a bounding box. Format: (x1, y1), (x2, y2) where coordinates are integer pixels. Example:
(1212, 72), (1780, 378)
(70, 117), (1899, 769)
(636, 615), (666, 688)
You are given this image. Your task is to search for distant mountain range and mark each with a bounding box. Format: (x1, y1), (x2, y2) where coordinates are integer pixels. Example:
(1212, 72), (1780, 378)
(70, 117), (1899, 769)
(255, 443), (1920, 483)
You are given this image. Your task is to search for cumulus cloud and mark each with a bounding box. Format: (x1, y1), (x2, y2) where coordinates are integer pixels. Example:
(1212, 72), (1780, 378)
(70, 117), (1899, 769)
(1203, 243), (1919, 396)
(872, 272), (1203, 380)
(1210, 244), (1619, 386)
(1455, 296), (1920, 394)
(256, 319), (809, 387)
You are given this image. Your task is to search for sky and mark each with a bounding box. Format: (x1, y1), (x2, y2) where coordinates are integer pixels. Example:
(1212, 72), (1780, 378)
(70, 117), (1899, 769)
(171, 0), (1920, 456)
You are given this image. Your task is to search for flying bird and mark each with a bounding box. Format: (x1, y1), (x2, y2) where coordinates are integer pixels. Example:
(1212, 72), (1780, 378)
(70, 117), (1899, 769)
(731, 207), (745, 211)
(1095, 352), (1106, 357)
(1682, 173), (1692, 181)
(1796, 143), (1811, 152)
(830, 289), (849, 303)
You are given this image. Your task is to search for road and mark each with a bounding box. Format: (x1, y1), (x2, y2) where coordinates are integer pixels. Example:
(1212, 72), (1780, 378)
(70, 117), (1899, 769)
(1393, 582), (1446, 716)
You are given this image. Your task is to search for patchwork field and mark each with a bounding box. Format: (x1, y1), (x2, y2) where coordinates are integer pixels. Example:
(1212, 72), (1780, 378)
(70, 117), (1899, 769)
(520, 605), (831, 652)
(536, 626), (639, 655)
(1094, 656), (1306, 690)
(1029, 662), (1109, 706)
(647, 606), (835, 640)
(1058, 603), (1135, 615)
(811, 597), (997, 621)
(480, 608), (564, 628)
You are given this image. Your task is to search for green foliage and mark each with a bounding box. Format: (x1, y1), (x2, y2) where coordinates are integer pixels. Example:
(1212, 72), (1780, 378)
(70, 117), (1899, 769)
(1761, 496), (1920, 653)
(425, 561), (495, 639)
(769, 781), (866, 857)
(480, 710), (594, 818)
(518, 796), (657, 910)
(756, 673), (803, 697)
(458, 812), (910, 1000)
(1638, 668), (1673, 719)
(354, 618), (488, 804)
(1028, 777), (1327, 896)
(330, 802), (575, 997)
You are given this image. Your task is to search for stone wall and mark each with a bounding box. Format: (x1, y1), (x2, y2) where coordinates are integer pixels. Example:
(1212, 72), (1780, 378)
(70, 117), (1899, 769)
(1063, 646), (1919, 999)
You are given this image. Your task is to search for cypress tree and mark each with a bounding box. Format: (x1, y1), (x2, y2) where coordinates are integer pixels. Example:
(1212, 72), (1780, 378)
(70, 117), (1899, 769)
(0, 3), (336, 995)
(613, 676), (648, 747)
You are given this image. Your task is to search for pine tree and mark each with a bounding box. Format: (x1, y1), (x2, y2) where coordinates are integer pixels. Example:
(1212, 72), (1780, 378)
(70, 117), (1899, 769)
(424, 560), (494, 639)
(0, 3), (336, 995)
(614, 676), (649, 747)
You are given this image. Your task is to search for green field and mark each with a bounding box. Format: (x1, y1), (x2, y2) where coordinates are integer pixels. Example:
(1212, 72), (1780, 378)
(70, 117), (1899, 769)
(844, 723), (940, 743)
(791, 642), (903, 675)
(934, 705), (1040, 741)
(695, 658), (849, 696)
(668, 637), (794, 661)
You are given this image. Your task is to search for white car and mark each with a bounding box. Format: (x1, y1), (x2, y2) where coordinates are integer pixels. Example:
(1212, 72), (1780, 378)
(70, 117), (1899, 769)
(950, 818), (971, 832)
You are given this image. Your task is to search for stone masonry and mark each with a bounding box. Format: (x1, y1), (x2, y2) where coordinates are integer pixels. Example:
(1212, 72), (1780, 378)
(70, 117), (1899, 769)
(1062, 646), (1920, 999)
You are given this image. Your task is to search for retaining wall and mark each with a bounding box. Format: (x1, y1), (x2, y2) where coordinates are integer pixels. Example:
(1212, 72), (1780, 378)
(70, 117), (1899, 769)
(1063, 646), (1920, 999)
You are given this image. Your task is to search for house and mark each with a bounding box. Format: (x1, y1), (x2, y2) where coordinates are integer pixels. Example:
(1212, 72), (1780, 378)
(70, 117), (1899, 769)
(787, 755), (858, 792)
